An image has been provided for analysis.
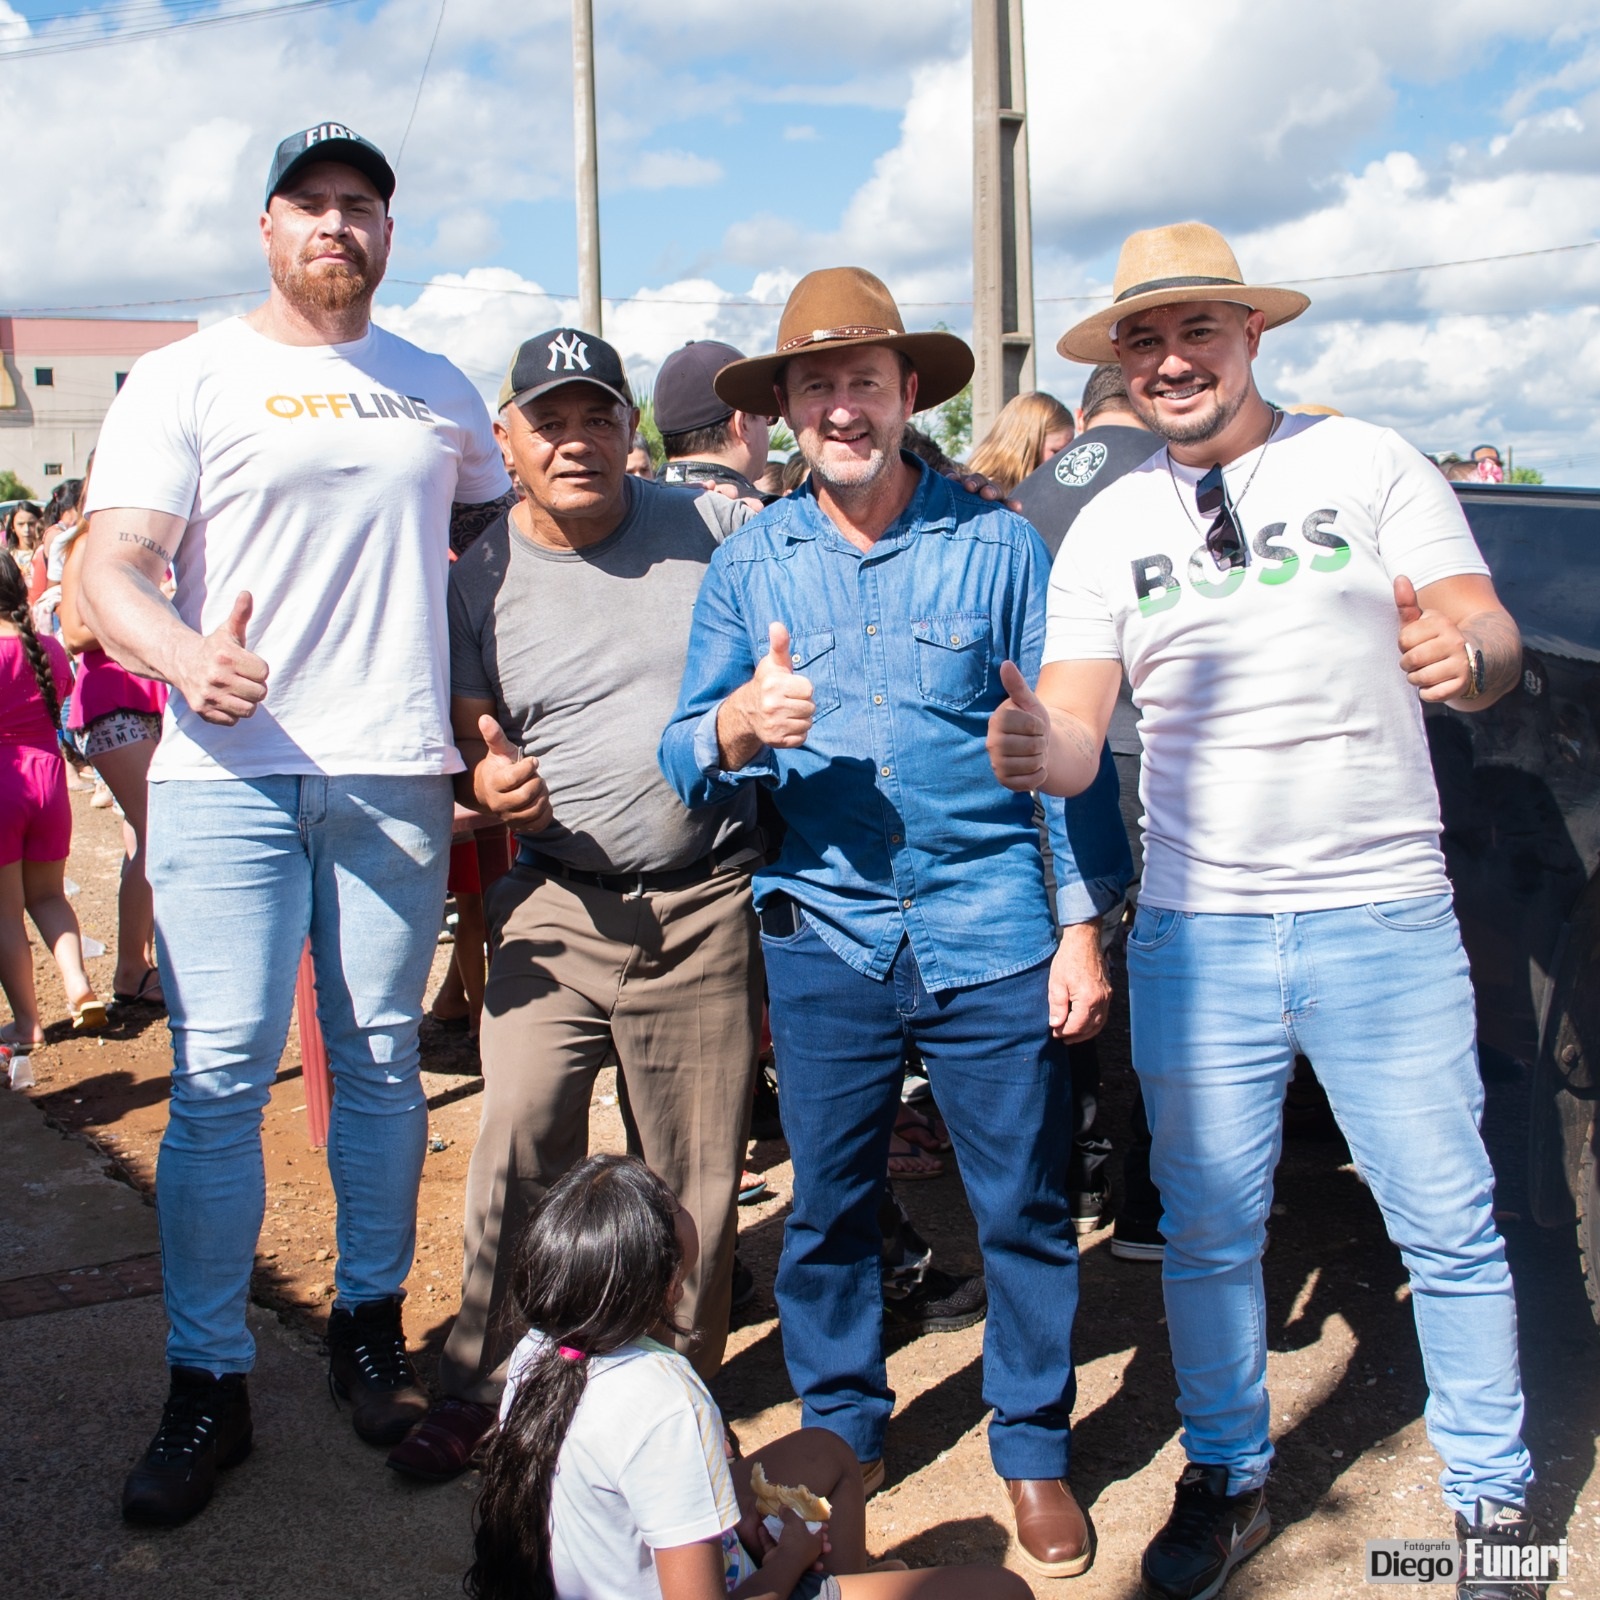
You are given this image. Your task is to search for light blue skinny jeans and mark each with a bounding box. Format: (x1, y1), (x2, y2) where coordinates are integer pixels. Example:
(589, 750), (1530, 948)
(1126, 892), (1532, 1517)
(146, 774), (452, 1373)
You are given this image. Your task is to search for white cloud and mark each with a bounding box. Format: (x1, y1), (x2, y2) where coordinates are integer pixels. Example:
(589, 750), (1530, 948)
(782, 124), (819, 142)
(627, 149), (724, 190)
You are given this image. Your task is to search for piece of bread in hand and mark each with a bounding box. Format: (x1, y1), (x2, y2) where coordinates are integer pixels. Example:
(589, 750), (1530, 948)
(751, 1461), (832, 1523)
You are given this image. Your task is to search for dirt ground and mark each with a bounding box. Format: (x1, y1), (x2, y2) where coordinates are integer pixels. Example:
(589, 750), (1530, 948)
(5, 784), (1597, 1598)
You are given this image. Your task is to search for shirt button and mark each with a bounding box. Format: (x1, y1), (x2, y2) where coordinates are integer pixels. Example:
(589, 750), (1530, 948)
(890, 833), (902, 843)
(949, 633), (961, 644)
(866, 624), (877, 635)
(901, 897), (913, 910)
(873, 694), (883, 704)
(880, 765), (891, 777)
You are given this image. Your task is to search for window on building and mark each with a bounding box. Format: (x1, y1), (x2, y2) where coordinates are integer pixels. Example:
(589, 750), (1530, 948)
(115, 371), (129, 391)
(34, 367), (54, 387)
(43, 462), (63, 476)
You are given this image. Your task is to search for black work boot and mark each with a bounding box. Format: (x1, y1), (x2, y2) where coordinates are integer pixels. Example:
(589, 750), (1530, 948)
(121, 1366), (253, 1527)
(1141, 1462), (1270, 1600)
(1455, 1498), (1544, 1600)
(327, 1295), (429, 1446)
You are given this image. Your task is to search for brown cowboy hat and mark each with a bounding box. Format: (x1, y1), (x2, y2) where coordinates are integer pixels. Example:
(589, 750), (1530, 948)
(713, 266), (974, 415)
(1057, 222), (1310, 365)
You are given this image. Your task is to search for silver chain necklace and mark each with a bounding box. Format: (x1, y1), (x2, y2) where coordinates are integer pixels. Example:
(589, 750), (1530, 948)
(1165, 405), (1284, 536)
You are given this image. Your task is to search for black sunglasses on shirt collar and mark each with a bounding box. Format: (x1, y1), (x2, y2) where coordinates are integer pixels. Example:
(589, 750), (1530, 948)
(1195, 464), (1248, 572)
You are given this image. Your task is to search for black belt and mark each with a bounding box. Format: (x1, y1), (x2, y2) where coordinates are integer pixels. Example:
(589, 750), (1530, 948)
(515, 837), (760, 900)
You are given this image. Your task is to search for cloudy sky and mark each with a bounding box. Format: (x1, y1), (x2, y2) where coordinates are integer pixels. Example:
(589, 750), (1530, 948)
(4, 0), (1599, 479)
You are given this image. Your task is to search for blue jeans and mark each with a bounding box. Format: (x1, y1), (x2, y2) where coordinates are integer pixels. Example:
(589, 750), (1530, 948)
(146, 774), (453, 1373)
(763, 914), (1078, 1479)
(1126, 894), (1531, 1515)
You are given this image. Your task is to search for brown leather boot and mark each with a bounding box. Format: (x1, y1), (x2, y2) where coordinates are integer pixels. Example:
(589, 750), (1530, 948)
(1005, 1478), (1096, 1578)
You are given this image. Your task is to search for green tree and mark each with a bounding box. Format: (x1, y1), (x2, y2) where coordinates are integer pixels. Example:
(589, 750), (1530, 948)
(769, 420), (796, 456)
(634, 394), (665, 469)
(919, 383), (972, 461)
(1508, 465), (1544, 485)
(0, 469), (36, 502)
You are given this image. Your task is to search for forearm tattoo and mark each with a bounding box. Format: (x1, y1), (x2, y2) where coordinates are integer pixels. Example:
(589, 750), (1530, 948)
(449, 490), (519, 555)
(1462, 609), (1522, 701)
(117, 529), (173, 563)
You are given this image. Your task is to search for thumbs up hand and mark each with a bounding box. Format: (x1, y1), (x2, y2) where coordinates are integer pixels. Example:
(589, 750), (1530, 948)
(987, 659), (1051, 791)
(746, 622), (816, 749)
(1394, 575), (1473, 702)
(474, 714), (553, 830)
(179, 589), (271, 725)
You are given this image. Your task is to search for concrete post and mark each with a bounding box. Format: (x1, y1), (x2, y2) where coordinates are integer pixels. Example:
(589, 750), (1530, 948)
(971, 0), (1035, 444)
(572, 0), (603, 336)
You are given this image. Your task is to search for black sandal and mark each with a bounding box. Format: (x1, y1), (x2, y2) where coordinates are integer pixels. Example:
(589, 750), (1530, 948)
(113, 967), (166, 1011)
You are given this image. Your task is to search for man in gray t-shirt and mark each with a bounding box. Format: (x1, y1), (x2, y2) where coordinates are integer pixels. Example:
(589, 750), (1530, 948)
(389, 329), (764, 1482)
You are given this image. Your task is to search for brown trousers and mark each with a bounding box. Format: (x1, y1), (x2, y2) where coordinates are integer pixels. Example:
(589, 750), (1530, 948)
(437, 862), (761, 1401)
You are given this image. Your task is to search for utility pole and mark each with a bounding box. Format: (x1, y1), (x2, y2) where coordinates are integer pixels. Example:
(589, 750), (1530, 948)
(971, 0), (1035, 443)
(572, 0), (603, 336)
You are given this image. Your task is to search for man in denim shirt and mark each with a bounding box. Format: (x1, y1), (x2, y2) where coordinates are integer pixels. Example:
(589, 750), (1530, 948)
(659, 268), (1129, 1579)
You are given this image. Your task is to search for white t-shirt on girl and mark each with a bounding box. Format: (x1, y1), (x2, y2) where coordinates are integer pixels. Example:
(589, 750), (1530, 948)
(1044, 413), (1489, 914)
(84, 316), (509, 782)
(500, 1333), (757, 1600)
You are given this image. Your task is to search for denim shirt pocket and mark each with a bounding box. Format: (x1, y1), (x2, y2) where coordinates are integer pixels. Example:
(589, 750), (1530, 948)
(912, 615), (992, 711)
(789, 628), (842, 718)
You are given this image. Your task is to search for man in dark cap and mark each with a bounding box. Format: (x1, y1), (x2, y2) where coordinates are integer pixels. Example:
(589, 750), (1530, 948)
(654, 338), (775, 502)
(78, 122), (515, 1527)
(386, 327), (766, 1484)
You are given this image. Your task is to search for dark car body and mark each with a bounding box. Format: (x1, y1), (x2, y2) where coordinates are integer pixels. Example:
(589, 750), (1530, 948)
(1434, 483), (1600, 1320)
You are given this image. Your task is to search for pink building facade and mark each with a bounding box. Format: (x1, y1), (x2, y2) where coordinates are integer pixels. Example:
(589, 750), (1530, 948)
(0, 316), (196, 496)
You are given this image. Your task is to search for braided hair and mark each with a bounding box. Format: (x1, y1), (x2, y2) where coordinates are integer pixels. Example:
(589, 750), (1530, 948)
(0, 550), (60, 731)
(467, 1155), (689, 1600)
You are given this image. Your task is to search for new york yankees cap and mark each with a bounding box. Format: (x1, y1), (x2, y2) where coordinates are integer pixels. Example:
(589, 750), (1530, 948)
(653, 340), (746, 435)
(498, 328), (634, 411)
(265, 122), (396, 209)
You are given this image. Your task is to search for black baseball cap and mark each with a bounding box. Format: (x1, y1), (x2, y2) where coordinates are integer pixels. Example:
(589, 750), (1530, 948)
(498, 328), (634, 411)
(654, 340), (748, 434)
(265, 122), (396, 209)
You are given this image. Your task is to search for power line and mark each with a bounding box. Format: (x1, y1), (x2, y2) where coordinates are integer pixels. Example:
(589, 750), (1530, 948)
(0, 0), (364, 62)
(394, 0), (447, 172)
(5, 235), (1597, 319)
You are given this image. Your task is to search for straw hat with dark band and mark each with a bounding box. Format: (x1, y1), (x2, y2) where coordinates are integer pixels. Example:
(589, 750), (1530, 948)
(1058, 222), (1310, 365)
(713, 266), (974, 416)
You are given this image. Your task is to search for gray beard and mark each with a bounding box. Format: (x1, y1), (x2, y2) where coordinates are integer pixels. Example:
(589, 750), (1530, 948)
(804, 420), (905, 492)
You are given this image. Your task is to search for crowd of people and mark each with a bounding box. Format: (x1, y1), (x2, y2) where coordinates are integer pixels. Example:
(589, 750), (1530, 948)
(0, 123), (1552, 1600)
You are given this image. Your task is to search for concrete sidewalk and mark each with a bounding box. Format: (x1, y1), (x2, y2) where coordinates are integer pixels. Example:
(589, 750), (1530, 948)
(0, 1084), (480, 1600)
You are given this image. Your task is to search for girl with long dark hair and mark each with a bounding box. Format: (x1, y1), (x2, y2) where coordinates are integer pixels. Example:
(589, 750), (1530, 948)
(469, 1154), (1032, 1600)
(0, 549), (105, 1044)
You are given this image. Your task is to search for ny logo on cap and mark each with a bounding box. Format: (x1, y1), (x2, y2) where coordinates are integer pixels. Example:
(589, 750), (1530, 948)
(306, 123), (356, 145)
(547, 333), (590, 372)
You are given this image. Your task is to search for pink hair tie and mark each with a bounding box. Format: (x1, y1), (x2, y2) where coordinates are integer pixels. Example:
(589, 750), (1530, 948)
(557, 1346), (586, 1362)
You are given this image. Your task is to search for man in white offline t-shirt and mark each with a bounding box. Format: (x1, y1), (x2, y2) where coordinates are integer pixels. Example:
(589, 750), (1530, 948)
(78, 123), (513, 1529)
(987, 224), (1536, 1600)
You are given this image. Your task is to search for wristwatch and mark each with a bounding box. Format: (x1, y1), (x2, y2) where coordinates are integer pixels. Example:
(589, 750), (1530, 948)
(1461, 642), (1485, 700)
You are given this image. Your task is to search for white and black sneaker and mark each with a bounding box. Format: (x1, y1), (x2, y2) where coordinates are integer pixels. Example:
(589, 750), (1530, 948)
(1454, 1498), (1543, 1600)
(1141, 1463), (1270, 1600)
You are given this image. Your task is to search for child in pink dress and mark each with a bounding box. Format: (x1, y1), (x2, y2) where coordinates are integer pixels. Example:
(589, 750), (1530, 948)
(0, 550), (105, 1046)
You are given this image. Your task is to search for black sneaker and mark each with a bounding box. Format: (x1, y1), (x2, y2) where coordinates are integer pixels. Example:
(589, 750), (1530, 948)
(122, 1366), (253, 1526)
(1455, 1498), (1543, 1600)
(1141, 1463), (1270, 1600)
(1070, 1184), (1110, 1235)
(883, 1268), (987, 1335)
(327, 1296), (429, 1446)
(1111, 1210), (1166, 1263)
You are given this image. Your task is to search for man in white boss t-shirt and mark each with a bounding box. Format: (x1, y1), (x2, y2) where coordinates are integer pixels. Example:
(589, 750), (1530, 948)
(987, 224), (1540, 1600)
(78, 124), (514, 1529)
